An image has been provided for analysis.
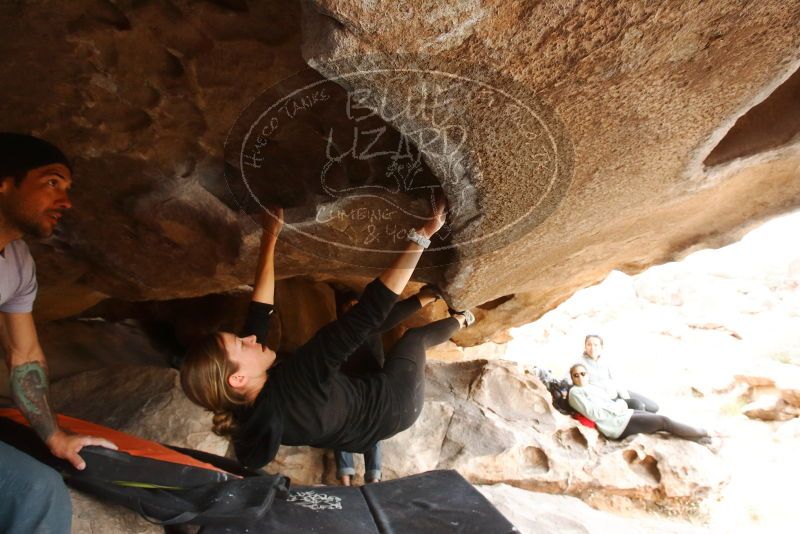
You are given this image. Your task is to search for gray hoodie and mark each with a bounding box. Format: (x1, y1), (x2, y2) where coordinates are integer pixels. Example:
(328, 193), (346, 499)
(575, 353), (630, 400)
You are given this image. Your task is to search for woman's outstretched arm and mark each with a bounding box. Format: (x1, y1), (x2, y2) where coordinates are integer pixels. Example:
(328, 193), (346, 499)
(242, 208), (283, 345)
(252, 207), (284, 305)
(284, 194), (449, 387)
(378, 194), (447, 295)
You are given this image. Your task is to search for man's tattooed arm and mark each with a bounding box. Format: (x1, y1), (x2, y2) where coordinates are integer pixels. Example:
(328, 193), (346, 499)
(10, 360), (58, 442)
(2, 312), (118, 468)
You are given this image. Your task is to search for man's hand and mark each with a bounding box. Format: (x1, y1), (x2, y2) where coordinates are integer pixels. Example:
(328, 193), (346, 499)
(262, 206), (284, 239)
(46, 430), (118, 471)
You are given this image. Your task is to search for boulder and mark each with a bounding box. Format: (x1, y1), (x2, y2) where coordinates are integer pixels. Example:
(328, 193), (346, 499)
(742, 395), (798, 422)
(51, 366), (228, 456)
(780, 387), (800, 408)
(427, 339), (508, 362)
(302, 0), (800, 346)
(0, 1), (796, 339)
(719, 372), (800, 421)
(0, 0), (319, 316)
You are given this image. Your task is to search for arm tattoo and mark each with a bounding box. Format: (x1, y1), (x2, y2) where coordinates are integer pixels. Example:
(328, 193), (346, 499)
(10, 361), (58, 442)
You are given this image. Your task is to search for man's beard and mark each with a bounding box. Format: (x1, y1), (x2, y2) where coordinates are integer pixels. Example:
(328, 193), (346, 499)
(3, 203), (53, 238)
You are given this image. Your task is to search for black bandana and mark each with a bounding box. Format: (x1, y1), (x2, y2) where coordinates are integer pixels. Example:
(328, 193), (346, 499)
(0, 133), (72, 181)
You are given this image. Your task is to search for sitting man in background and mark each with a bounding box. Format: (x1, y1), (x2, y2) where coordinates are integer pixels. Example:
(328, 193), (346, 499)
(578, 334), (659, 413)
(0, 133), (116, 533)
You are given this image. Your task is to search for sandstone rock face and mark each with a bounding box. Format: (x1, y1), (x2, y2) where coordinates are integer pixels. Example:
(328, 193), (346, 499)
(477, 484), (706, 534)
(0, 318), (170, 399)
(426, 339), (508, 362)
(70, 490), (161, 534)
(0, 1), (798, 334)
(84, 276), (337, 353)
(51, 366), (229, 456)
(0, 0), (312, 314)
(302, 0), (800, 343)
(726, 374), (800, 422)
(741, 395), (797, 422)
(273, 277), (337, 351)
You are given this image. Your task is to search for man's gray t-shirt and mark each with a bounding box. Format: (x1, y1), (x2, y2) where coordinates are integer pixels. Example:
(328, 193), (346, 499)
(0, 240), (38, 314)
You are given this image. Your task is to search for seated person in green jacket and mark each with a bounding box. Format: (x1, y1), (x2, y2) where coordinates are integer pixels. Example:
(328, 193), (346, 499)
(180, 198), (475, 468)
(568, 364), (709, 442)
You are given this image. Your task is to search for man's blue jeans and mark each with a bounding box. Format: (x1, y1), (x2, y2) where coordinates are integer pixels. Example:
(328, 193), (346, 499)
(334, 442), (382, 482)
(0, 440), (71, 534)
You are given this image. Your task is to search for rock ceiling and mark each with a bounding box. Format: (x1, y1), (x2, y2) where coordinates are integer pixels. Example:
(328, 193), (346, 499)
(2, 0), (799, 341)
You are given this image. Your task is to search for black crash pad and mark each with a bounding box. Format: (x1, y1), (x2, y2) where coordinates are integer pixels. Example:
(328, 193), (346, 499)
(203, 469), (519, 534)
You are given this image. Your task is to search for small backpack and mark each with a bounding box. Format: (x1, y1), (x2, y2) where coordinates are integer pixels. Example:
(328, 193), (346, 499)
(546, 378), (574, 415)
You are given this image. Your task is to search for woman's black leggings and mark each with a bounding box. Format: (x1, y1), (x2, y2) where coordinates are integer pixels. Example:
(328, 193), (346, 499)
(619, 411), (707, 440)
(383, 316), (461, 433)
(624, 391), (659, 413)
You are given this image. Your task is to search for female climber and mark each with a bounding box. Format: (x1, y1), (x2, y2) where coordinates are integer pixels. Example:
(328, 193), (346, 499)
(180, 198), (474, 468)
(568, 363), (713, 443)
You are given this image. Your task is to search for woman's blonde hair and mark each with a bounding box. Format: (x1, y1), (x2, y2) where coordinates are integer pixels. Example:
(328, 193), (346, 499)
(180, 333), (248, 437)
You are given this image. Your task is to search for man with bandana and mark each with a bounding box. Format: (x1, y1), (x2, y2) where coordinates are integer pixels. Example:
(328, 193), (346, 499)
(0, 133), (116, 533)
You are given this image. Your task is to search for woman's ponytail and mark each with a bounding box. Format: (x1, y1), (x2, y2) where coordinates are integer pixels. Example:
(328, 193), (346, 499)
(211, 410), (238, 437)
(180, 333), (248, 437)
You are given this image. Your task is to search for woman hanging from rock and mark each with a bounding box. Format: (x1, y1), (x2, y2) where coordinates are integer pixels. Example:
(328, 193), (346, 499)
(180, 197), (475, 468)
(568, 363), (718, 444)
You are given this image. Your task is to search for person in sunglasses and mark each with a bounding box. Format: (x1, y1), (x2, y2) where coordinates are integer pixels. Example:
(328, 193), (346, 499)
(567, 364), (710, 441)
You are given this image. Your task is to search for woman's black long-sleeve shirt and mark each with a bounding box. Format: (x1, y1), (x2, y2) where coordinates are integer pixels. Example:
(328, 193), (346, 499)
(340, 293), (422, 376)
(233, 278), (399, 469)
